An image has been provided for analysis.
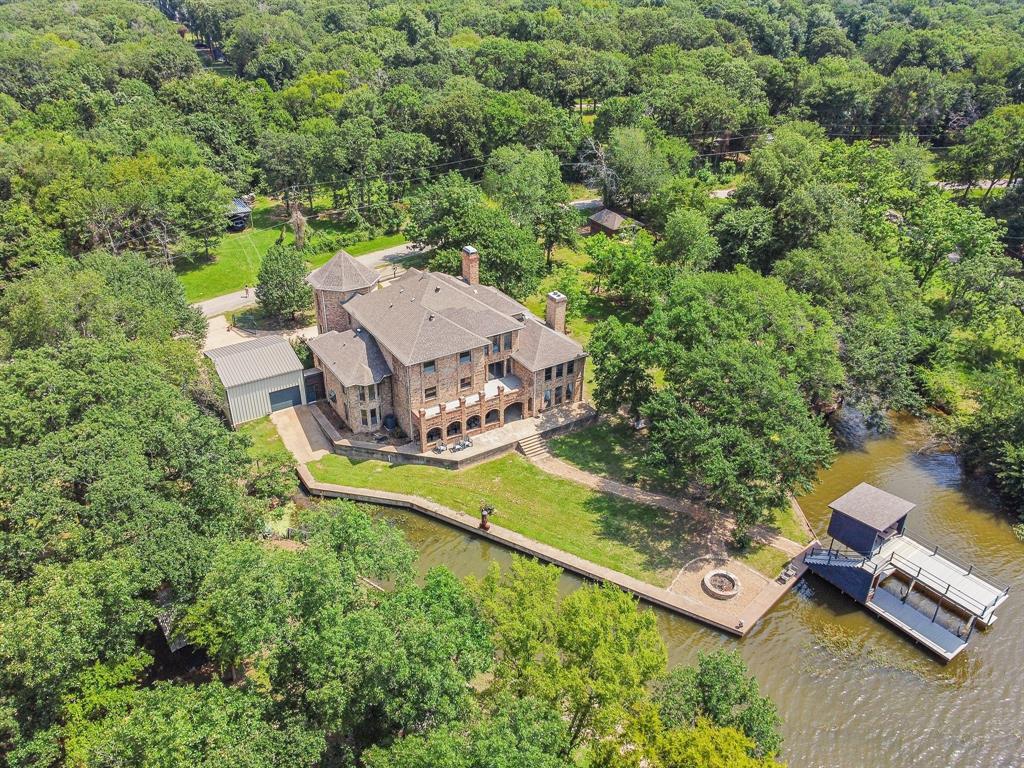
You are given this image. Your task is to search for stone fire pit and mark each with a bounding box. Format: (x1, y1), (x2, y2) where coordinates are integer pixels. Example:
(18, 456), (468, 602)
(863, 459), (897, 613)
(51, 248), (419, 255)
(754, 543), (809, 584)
(702, 569), (740, 600)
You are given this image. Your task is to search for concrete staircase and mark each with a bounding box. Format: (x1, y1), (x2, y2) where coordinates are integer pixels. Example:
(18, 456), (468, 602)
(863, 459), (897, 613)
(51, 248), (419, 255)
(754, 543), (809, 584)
(517, 434), (552, 461)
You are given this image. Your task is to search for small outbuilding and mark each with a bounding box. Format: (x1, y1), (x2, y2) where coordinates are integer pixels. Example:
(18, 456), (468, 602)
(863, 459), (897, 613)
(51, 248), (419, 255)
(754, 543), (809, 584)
(587, 207), (629, 236)
(206, 335), (306, 427)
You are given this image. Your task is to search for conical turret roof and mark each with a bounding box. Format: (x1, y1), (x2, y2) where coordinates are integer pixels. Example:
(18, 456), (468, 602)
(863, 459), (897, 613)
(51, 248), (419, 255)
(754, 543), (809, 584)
(306, 249), (380, 292)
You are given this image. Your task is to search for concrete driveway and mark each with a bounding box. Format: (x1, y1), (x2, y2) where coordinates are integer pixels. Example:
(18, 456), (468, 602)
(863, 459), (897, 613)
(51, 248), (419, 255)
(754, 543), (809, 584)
(270, 405), (332, 464)
(203, 314), (318, 351)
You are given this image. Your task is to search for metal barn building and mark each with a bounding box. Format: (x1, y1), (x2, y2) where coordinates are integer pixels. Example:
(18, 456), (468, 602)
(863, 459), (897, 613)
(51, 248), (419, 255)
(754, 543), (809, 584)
(206, 336), (306, 427)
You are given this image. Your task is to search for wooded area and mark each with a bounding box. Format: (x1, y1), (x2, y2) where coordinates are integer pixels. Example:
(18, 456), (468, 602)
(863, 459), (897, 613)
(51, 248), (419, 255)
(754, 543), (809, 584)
(1, 0), (1023, 764)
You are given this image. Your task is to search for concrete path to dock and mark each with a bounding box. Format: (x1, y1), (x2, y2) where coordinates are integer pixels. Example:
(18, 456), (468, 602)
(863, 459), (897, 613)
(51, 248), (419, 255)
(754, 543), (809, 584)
(297, 465), (812, 637)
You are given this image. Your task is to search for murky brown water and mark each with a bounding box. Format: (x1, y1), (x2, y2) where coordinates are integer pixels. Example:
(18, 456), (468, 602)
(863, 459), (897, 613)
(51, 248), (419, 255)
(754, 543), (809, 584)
(366, 414), (1024, 767)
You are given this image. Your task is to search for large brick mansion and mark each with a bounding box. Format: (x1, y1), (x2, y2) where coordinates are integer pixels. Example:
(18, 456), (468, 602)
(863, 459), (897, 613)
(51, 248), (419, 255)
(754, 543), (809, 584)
(306, 246), (586, 450)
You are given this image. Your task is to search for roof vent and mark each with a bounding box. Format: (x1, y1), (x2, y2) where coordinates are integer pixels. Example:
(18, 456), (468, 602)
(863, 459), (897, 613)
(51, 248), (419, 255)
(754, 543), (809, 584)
(428, 313), (435, 321)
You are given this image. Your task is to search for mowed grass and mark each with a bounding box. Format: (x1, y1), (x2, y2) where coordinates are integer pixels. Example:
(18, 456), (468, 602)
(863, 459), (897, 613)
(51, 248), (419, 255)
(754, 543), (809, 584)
(770, 503), (812, 546)
(549, 419), (646, 484)
(738, 544), (791, 579)
(176, 197), (406, 302)
(238, 416), (297, 497)
(239, 416), (289, 460)
(308, 452), (712, 586)
(552, 420), (813, 548)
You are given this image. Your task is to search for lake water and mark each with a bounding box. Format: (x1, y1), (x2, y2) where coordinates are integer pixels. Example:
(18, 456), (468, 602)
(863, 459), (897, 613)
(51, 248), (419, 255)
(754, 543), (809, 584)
(366, 414), (1024, 767)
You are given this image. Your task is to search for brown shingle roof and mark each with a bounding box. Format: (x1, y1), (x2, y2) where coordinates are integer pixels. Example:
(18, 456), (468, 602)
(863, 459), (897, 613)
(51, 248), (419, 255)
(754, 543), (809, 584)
(345, 269), (522, 366)
(434, 272), (530, 317)
(513, 316), (585, 372)
(306, 250), (380, 292)
(829, 483), (916, 530)
(307, 330), (392, 387)
(589, 208), (626, 230)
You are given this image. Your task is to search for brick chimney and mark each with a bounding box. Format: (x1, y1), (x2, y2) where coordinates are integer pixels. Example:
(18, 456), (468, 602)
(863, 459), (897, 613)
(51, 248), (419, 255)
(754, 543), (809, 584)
(545, 290), (567, 334)
(461, 245), (479, 285)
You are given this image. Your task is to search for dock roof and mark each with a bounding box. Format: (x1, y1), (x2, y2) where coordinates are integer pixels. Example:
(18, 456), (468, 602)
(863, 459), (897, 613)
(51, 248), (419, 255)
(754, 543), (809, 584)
(828, 482), (916, 530)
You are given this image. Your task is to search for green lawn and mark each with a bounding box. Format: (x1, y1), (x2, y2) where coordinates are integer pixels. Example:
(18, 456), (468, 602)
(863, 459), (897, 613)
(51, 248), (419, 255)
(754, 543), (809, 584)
(770, 504), (812, 546)
(176, 197), (407, 302)
(308, 452), (712, 586)
(566, 183), (598, 200)
(551, 420), (811, 548)
(549, 419), (647, 484)
(239, 417), (300, 506)
(737, 544), (791, 579)
(239, 416), (289, 460)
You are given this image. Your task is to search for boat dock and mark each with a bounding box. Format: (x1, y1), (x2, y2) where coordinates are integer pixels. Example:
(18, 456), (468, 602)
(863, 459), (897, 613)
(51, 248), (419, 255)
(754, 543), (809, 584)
(804, 483), (1010, 661)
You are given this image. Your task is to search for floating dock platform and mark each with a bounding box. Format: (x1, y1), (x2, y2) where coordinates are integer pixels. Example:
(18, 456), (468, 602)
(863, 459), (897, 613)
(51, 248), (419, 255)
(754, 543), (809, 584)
(804, 483), (1009, 661)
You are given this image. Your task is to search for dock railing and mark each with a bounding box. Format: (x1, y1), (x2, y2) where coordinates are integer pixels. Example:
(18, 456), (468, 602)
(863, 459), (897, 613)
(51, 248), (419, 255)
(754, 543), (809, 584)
(900, 529), (1011, 594)
(882, 549), (1005, 617)
(805, 544), (1006, 619)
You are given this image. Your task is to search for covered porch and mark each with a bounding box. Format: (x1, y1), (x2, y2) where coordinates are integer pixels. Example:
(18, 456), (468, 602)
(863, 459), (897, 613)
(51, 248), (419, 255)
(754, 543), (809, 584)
(415, 375), (527, 450)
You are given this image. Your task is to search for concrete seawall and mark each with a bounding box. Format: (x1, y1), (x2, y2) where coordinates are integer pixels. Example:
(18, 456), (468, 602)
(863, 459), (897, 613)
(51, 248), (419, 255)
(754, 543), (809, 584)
(297, 466), (812, 636)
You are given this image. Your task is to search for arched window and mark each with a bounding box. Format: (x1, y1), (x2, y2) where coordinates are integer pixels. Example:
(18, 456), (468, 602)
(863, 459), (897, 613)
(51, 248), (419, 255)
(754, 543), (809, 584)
(504, 402), (523, 423)
(485, 409), (500, 425)
(446, 421), (462, 437)
(467, 414), (481, 430)
(426, 427), (442, 442)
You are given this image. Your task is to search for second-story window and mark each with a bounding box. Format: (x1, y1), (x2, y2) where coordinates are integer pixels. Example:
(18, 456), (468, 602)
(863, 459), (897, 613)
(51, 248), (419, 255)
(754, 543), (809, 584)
(491, 336), (500, 355)
(556, 363), (564, 378)
(460, 376), (472, 390)
(545, 367), (552, 381)
(366, 383), (376, 401)
(503, 332), (513, 351)
(567, 359), (575, 375)
(423, 359), (436, 374)
(424, 385), (437, 400)
(459, 350), (472, 364)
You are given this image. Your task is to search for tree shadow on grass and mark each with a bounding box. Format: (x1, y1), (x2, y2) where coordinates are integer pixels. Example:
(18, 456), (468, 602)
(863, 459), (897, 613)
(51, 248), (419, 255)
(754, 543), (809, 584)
(582, 492), (723, 583)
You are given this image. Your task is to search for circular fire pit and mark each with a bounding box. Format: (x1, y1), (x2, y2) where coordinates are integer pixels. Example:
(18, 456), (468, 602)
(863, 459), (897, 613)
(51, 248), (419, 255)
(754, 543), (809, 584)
(702, 569), (740, 600)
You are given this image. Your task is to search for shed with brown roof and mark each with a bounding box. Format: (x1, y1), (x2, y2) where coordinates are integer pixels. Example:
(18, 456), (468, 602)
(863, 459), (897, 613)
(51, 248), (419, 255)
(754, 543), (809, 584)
(588, 208), (629, 236)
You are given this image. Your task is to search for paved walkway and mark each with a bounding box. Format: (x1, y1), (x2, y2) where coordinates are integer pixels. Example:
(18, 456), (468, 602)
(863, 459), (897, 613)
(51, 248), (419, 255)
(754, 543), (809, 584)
(193, 242), (424, 318)
(297, 465), (814, 637)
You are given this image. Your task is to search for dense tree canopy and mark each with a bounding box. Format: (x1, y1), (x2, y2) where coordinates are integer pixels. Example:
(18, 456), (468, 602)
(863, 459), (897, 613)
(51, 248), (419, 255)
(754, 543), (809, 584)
(3, 0), (1024, 762)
